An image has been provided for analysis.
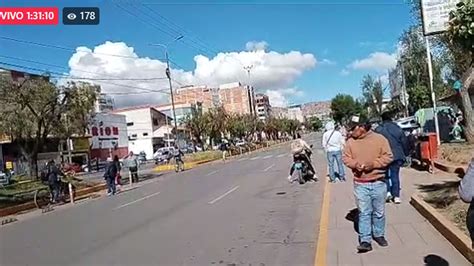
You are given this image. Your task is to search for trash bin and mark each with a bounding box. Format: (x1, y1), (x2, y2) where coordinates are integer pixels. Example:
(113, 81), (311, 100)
(418, 133), (438, 173)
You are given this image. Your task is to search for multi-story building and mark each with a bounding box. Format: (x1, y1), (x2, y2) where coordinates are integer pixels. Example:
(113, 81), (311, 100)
(95, 93), (115, 113)
(113, 106), (172, 160)
(174, 82), (256, 115)
(87, 113), (129, 160)
(271, 107), (290, 119)
(287, 104), (305, 122)
(255, 93), (271, 121)
(155, 102), (198, 126)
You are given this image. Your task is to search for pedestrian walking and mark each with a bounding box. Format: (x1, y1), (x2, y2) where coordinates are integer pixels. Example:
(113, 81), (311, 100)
(322, 122), (346, 182)
(375, 111), (409, 204)
(45, 160), (63, 203)
(343, 115), (393, 253)
(104, 157), (119, 196)
(458, 157), (474, 248)
(114, 155), (122, 191)
(220, 140), (229, 162)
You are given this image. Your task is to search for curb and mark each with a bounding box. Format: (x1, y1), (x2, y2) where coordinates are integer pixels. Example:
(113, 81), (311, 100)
(434, 160), (467, 177)
(410, 193), (473, 263)
(0, 183), (106, 218)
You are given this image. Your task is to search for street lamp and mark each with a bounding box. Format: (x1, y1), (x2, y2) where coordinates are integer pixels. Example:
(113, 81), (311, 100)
(150, 35), (184, 148)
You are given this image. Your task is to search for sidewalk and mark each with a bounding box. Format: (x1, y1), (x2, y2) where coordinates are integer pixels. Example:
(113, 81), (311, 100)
(326, 167), (470, 266)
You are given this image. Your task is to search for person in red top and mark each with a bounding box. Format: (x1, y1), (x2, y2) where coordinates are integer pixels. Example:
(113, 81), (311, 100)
(343, 115), (393, 253)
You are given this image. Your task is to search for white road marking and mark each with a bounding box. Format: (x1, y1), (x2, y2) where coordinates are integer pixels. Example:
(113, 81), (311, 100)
(263, 164), (275, 172)
(276, 153), (287, 158)
(208, 186), (240, 204)
(113, 192), (161, 210)
(263, 155), (274, 159)
(238, 157), (248, 162)
(206, 170), (219, 176)
(250, 156), (261, 160)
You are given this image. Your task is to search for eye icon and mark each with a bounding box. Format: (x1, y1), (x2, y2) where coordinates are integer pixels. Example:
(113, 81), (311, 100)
(67, 13), (76, 20)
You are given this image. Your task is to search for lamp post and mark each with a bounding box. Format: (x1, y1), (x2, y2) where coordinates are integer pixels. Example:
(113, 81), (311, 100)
(150, 35), (184, 148)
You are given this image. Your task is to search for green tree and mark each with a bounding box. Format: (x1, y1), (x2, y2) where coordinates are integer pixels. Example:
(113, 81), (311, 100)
(0, 77), (97, 179)
(183, 107), (207, 149)
(330, 94), (365, 124)
(446, 0), (474, 143)
(203, 106), (228, 145)
(305, 117), (323, 131)
(361, 74), (385, 119)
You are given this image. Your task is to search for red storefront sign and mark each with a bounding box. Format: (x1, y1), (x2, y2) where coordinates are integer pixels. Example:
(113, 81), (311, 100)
(90, 126), (119, 137)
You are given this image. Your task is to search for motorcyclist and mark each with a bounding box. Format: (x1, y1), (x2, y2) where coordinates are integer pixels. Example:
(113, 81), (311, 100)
(288, 133), (315, 182)
(174, 146), (185, 165)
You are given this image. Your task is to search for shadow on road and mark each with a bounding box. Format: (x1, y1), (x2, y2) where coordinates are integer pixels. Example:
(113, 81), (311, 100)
(424, 254), (450, 266)
(345, 208), (359, 234)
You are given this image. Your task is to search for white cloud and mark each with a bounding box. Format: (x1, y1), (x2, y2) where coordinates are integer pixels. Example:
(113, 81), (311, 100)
(349, 52), (397, 72)
(340, 69), (350, 76)
(67, 41), (316, 107)
(379, 73), (389, 85)
(320, 58), (336, 65)
(245, 41), (269, 51)
(265, 88), (304, 107)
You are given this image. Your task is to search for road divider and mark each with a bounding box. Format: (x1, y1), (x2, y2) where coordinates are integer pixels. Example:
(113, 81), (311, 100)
(208, 185), (239, 204)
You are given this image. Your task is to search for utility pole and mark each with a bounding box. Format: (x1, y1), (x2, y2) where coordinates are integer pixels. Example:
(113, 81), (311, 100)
(150, 35), (183, 148)
(244, 65), (255, 116)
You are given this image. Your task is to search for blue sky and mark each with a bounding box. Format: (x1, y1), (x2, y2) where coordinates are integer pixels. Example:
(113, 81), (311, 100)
(0, 0), (413, 107)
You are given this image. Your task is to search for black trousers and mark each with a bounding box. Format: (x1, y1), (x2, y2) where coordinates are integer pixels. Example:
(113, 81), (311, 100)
(468, 202), (474, 247)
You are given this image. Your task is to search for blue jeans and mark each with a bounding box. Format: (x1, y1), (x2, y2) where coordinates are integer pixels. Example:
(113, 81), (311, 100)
(354, 180), (387, 243)
(387, 160), (404, 198)
(106, 177), (116, 195)
(327, 150), (345, 181)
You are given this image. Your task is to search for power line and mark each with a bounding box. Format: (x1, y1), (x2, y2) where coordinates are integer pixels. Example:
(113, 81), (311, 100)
(0, 36), (161, 60)
(0, 55), (168, 81)
(0, 62), (171, 95)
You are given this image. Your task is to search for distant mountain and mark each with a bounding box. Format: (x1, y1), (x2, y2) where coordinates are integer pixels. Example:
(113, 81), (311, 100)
(301, 101), (331, 119)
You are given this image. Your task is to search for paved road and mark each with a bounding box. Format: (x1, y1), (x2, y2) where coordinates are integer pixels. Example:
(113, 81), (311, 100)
(0, 133), (325, 266)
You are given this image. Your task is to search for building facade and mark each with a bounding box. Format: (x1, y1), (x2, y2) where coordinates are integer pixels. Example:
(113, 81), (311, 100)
(95, 93), (115, 113)
(271, 107), (290, 119)
(155, 102), (197, 126)
(113, 106), (171, 160)
(87, 113), (129, 160)
(301, 101), (331, 121)
(287, 104), (305, 122)
(255, 93), (271, 121)
(174, 82), (256, 115)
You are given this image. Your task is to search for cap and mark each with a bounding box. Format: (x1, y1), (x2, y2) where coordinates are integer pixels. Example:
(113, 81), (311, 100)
(347, 115), (369, 130)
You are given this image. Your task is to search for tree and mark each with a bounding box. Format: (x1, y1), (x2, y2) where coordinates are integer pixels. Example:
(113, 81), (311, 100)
(0, 76), (97, 179)
(361, 75), (385, 119)
(306, 116), (323, 131)
(446, 0), (474, 143)
(330, 94), (365, 124)
(183, 107), (207, 148)
(203, 106), (228, 145)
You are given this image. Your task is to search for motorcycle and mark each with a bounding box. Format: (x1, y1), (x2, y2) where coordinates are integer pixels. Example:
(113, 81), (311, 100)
(291, 145), (314, 184)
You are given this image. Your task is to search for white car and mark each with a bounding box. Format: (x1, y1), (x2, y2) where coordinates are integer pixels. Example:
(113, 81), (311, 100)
(235, 140), (246, 146)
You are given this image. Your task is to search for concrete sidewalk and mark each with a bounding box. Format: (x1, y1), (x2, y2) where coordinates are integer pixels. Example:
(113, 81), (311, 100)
(325, 167), (470, 266)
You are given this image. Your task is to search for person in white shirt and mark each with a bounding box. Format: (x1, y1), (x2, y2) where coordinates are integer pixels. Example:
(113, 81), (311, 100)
(322, 122), (346, 182)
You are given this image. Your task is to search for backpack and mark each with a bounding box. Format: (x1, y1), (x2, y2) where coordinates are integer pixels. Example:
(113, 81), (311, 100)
(103, 162), (116, 179)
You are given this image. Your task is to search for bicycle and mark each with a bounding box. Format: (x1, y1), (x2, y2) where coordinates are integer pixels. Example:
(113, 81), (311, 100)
(174, 157), (184, 172)
(34, 174), (74, 209)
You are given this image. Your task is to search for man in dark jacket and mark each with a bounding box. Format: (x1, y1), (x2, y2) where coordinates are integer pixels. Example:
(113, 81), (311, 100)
(104, 157), (119, 196)
(375, 112), (409, 204)
(46, 160), (62, 203)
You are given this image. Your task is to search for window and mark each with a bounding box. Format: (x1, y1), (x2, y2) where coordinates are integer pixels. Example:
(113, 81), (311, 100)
(131, 134), (137, 138)
(143, 133), (148, 136)
(153, 118), (159, 126)
(127, 122), (134, 126)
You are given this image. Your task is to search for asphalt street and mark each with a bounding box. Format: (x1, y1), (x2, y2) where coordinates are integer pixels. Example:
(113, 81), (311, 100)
(0, 133), (325, 266)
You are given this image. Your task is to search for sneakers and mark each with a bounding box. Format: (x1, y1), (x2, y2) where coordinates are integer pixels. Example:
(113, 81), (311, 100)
(287, 175), (293, 183)
(357, 242), (372, 253)
(386, 192), (393, 202)
(394, 197), (401, 204)
(373, 236), (388, 247)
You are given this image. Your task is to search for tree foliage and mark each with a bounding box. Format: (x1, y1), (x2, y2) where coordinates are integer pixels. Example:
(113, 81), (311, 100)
(0, 76), (97, 178)
(361, 74), (385, 119)
(330, 94), (365, 124)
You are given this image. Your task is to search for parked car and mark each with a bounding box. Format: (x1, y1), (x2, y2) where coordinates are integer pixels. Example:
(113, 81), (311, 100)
(235, 140), (247, 147)
(396, 116), (419, 130)
(154, 147), (175, 164)
(138, 151), (147, 165)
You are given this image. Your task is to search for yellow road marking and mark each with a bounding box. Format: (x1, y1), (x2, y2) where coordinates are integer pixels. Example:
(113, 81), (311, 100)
(314, 180), (331, 266)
